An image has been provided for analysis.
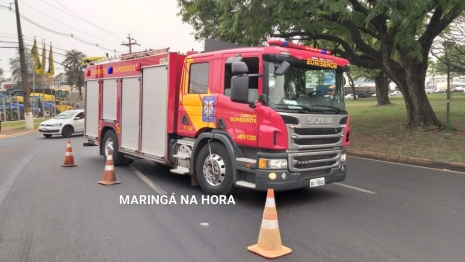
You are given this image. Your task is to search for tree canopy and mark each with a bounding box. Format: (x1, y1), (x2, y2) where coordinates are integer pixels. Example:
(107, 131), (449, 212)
(8, 51), (43, 88)
(178, 0), (465, 128)
(431, 13), (465, 76)
(62, 49), (85, 98)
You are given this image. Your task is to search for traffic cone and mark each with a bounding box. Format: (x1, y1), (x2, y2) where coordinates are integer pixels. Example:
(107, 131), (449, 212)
(98, 150), (121, 185)
(247, 189), (292, 259)
(61, 140), (77, 167)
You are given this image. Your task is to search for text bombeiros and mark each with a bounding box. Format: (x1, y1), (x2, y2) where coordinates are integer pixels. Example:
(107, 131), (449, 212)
(119, 193), (235, 205)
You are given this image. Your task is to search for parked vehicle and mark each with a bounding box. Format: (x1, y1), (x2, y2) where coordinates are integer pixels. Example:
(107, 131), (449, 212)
(83, 39), (351, 195)
(39, 109), (85, 138)
(389, 91), (402, 96)
(345, 94), (358, 99)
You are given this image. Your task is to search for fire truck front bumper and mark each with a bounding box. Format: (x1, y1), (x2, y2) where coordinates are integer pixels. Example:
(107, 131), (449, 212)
(242, 148), (347, 192)
(253, 164), (346, 191)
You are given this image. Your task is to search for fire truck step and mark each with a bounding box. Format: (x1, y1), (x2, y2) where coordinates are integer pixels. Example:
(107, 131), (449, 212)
(236, 157), (257, 164)
(173, 153), (190, 160)
(170, 167), (190, 175)
(236, 181), (256, 189)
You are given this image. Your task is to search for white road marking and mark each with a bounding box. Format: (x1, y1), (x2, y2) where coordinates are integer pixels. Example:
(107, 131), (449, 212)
(200, 222), (210, 227)
(334, 182), (377, 194)
(129, 165), (168, 195)
(349, 155), (465, 174)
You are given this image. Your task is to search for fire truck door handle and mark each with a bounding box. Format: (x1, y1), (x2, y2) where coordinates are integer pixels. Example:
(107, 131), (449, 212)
(182, 115), (188, 125)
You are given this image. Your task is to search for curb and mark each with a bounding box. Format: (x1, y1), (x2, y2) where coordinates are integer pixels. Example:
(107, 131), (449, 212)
(347, 151), (465, 173)
(0, 129), (38, 140)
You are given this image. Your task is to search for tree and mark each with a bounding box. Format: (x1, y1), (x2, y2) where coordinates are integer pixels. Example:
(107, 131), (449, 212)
(0, 59), (4, 82)
(177, 0), (465, 128)
(8, 51), (43, 88)
(346, 66), (392, 105)
(431, 13), (465, 76)
(62, 49), (85, 99)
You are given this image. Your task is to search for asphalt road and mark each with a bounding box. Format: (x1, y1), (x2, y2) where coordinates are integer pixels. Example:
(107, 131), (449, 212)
(0, 133), (464, 262)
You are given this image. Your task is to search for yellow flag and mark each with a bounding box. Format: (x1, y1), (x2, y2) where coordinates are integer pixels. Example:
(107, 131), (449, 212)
(46, 44), (55, 77)
(30, 39), (42, 75)
(41, 43), (46, 76)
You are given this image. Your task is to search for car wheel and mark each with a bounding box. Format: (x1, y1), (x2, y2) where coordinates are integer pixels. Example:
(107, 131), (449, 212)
(195, 141), (236, 195)
(62, 126), (73, 138)
(102, 130), (125, 166)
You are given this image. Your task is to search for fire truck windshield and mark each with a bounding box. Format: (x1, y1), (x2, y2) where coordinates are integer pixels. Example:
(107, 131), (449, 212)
(265, 61), (346, 113)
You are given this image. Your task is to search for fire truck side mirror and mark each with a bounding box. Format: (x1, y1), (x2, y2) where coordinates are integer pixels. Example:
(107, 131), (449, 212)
(275, 61), (290, 76)
(230, 75), (249, 104)
(231, 61), (249, 75)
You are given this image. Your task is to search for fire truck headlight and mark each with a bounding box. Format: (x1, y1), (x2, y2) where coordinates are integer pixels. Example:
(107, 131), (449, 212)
(259, 158), (288, 169)
(340, 153), (346, 162)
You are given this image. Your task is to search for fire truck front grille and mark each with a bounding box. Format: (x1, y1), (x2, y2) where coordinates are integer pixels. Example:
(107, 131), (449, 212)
(291, 127), (343, 149)
(294, 137), (340, 145)
(288, 150), (341, 173)
(294, 127), (342, 136)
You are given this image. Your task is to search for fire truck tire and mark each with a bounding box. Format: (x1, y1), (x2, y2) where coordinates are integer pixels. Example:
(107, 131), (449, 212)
(122, 157), (134, 166)
(102, 130), (125, 166)
(196, 142), (236, 195)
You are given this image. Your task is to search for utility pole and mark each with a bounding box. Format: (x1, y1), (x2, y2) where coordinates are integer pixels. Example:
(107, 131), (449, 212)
(121, 33), (140, 53)
(14, 0), (33, 129)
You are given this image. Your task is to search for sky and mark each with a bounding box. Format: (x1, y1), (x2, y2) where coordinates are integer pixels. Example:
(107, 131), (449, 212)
(0, 0), (205, 79)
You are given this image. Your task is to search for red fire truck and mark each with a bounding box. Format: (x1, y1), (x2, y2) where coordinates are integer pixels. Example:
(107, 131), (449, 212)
(83, 39), (351, 195)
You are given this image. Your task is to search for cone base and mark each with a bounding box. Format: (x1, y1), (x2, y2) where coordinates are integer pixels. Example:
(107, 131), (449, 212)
(61, 164), (78, 167)
(247, 244), (292, 259)
(98, 180), (121, 186)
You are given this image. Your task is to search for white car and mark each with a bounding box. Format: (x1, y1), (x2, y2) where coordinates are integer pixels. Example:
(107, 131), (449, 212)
(38, 109), (85, 138)
(390, 91), (403, 96)
(345, 94), (358, 99)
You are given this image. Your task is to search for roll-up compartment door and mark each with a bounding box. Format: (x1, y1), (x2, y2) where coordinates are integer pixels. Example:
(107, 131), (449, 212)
(85, 80), (99, 138)
(102, 79), (117, 121)
(120, 77), (140, 151)
(140, 65), (168, 158)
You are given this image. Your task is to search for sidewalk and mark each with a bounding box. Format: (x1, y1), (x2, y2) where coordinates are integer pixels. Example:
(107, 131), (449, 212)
(0, 126), (38, 139)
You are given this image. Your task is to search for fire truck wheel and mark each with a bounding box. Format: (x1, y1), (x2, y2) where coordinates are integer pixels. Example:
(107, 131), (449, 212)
(196, 141), (236, 195)
(102, 130), (125, 166)
(122, 157), (134, 166)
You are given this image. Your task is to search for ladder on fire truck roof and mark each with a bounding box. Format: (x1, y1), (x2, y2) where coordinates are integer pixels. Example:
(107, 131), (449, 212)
(82, 47), (171, 67)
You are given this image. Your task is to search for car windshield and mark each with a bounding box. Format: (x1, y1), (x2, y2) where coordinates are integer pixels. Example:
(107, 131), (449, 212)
(266, 61), (346, 113)
(54, 111), (75, 119)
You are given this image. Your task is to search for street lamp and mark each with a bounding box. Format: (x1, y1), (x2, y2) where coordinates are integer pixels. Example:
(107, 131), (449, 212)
(443, 41), (454, 133)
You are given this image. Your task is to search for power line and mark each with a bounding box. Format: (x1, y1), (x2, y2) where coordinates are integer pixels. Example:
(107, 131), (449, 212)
(0, 7), (122, 54)
(50, 0), (123, 40)
(24, 0), (122, 46)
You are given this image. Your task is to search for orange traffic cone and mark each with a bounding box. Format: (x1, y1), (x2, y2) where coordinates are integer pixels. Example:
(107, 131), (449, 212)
(98, 150), (121, 185)
(61, 140), (77, 167)
(247, 189), (292, 259)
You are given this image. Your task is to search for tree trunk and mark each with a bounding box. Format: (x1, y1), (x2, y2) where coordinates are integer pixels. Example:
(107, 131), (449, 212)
(347, 73), (357, 100)
(374, 71), (391, 105)
(397, 60), (443, 128)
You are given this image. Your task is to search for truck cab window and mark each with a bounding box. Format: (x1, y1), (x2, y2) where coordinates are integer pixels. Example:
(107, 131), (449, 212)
(224, 57), (259, 101)
(188, 63), (210, 94)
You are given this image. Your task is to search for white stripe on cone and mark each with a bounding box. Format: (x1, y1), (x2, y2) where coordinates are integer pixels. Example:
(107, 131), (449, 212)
(107, 155), (113, 160)
(260, 218), (279, 230)
(67, 144), (71, 147)
(105, 165), (114, 171)
(265, 198), (276, 207)
(65, 152), (73, 156)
